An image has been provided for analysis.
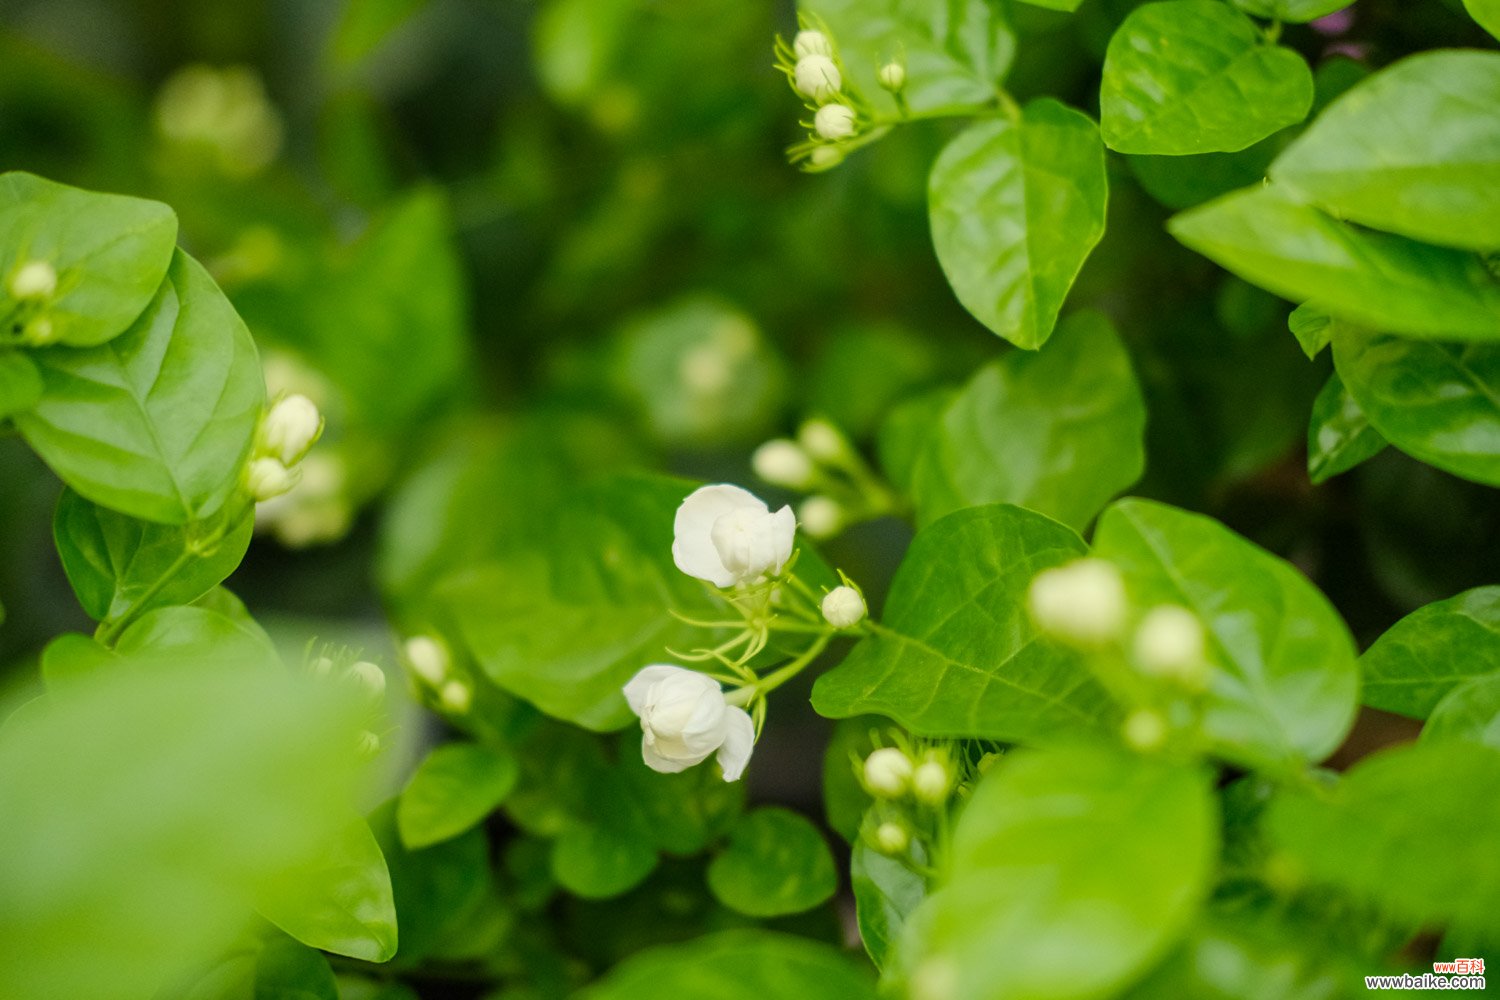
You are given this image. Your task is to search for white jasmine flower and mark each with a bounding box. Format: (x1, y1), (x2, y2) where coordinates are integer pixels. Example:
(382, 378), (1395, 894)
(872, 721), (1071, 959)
(878, 61), (906, 92)
(792, 30), (833, 59)
(814, 103), (857, 140)
(673, 484), (796, 588)
(822, 585), (866, 628)
(798, 495), (844, 540)
(623, 665), (755, 781)
(863, 747), (912, 797)
(1027, 558), (1127, 646)
(1133, 605), (1208, 687)
(403, 636), (449, 687)
(258, 393), (323, 466)
(246, 456), (297, 501)
(794, 55), (842, 101)
(9, 260), (57, 300)
(874, 821), (910, 855)
(752, 438), (815, 489)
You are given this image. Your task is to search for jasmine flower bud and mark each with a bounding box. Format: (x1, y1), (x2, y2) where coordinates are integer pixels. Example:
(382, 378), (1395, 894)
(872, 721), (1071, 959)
(798, 495), (844, 540)
(808, 146), (845, 170)
(863, 747), (912, 797)
(356, 730), (381, 758)
(797, 418), (848, 463)
(814, 103), (857, 140)
(346, 660), (385, 701)
(22, 316), (57, 346)
(439, 679), (472, 714)
(1027, 559), (1127, 646)
(623, 665), (755, 781)
(258, 393), (324, 466)
(1123, 708), (1168, 751)
(877, 61), (906, 92)
(9, 260), (57, 300)
(793, 30), (833, 59)
(1133, 605), (1209, 688)
(752, 438), (815, 489)
(673, 484), (796, 588)
(912, 755), (952, 805)
(309, 656), (335, 679)
(874, 820), (910, 855)
(403, 636), (449, 687)
(794, 55), (842, 102)
(246, 456), (297, 501)
(822, 585), (866, 629)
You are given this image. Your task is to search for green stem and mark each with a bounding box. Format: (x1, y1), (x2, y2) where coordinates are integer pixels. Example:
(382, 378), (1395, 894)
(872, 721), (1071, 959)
(748, 632), (832, 699)
(95, 548), (197, 646)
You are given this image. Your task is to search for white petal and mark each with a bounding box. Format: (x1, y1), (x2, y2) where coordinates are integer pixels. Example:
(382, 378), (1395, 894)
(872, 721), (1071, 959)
(623, 664), (681, 715)
(673, 485), (765, 586)
(716, 707), (755, 782)
(641, 735), (697, 773)
(768, 505), (797, 575)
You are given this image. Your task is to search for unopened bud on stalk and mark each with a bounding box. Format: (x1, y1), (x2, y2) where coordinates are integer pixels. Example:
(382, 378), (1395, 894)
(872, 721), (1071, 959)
(863, 747), (913, 797)
(878, 61), (906, 92)
(1027, 559), (1127, 646)
(797, 418), (847, 463)
(794, 55), (842, 102)
(403, 636), (450, 687)
(874, 820), (910, 856)
(309, 656), (335, 679)
(798, 495), (844, 540)
(1123, 709), (1168, 751)
(439, 679), (473, 714)
(9, 260), (57, 300)
(822, 585), (867, 629)
(246, 457), (297, 501)
(258, 394), (323, 466)
(1133, 605), (1209, 688)
(793, 30), (833, 58)
(808, 146), (845, 170)
(356, 730), (382, 758)
(814, 103), (857, 140)
(346, 660), (385, 700)
(752, 438), (816, 489)
(912, 755), (952, 805)
(23, 316), (57, 346)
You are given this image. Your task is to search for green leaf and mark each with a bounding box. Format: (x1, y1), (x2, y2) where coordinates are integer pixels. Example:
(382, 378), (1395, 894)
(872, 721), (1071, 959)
(1359, 586), (1500, 719)
(53, 487), (252, 622)
(1423, 673), (1500, 751)
(1331, 328), (1500, 487)
(1266, 741), (1500, 939)
(550, 824), (659, 900)
(1169, 184), (1500, 341)
(1127, 141), (1280, 212)
(254, 816), (398, 963)
(253, 936), (337, 1000)
(328, 0), (429, 69)
(1230, 0), (1351, 21)
(1093, 499), (1359, 770)
(807, 0), (1014, 117)
(0, 350), (41, 418)
(0, 171), (177, 347)
(397, 742), (519, 849)
(822, 717), (877, 842)
(114, 605), (281, 674)
(812, 504), (1119, 742)
(15, 249), (264, 525)
(1271, 51), (1500, 253)
(706, 808), (838, 918)
(368, 803), (492, 967)
(903, 746), (1217, 1000)
(1467, 0), (1500, 40)
(1306, 373), (1385, 485)
(615, 730), (746, 855)
(1099, 1), (1313, 155)
(897, 311), (1145, 530)
(1017, 0), (1085, 9)
(928, 101), (1108, 349)
(851, 841), (925, 970)
(575, 930), (878, 1000)
(1287, 303), (1331, 360)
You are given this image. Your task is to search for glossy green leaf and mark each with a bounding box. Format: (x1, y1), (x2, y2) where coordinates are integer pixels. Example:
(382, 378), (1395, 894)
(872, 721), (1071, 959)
(1267, 741), (1500, 938)
(1231, 0), (1352, 21)
(369, 803), (492, 967)
(0, 171), (177, 346)
(397, 742), (518, 849)
(0, 350), (41, 418)
(114, 605), (280, 674)
(812, 504), (1118, 742)
(808, 0), (1014, 117)
(1423, 673), (1500, 751)
(575, 930), (878, 1000)
(822, 717), (877, 842)
(928, 101), (1108, 349)
(53, 487), (252, 622)
(254, 817), (398, 963)
(253, 936), (337, 1000)
(897, 311), (1145, 529)
(851, 841), (925, 970)
(1093, 499), (1359, 770)
(16, 250), (264, 524)
(1018, 0), (1085, 9)
(706, 808), (838, 918)
(1272, 51), (1500, 252)
(615, 730), (745, 855)
(1306, 373), (1386, 484)
(903, 746), (1217, 1000)
(1169, 184), (1500, 341)
(550, 824), (659, 900)
(1467, 0), (1500, 39)
(1127, 141), (1279, 212)
(1287, 303), (1331, 360)
(1360, 586), (1500, 719)
(1331, 329), (1500, 487)
(1100, 1), (1313, 155)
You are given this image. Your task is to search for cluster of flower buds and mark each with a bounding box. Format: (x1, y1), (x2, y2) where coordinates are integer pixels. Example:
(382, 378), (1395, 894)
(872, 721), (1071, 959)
(4, 258), (61, 346)
(858, 741), (958, 863)
(773, 19), (908, 171)
(307, 646), (388, 758)
(751, 418), (899, 541)
(402, 635), (473, 716)
(244, 393), (323, 503)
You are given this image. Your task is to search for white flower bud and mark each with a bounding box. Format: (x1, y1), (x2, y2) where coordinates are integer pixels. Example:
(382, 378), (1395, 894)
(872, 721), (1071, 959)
(863, 747), (912, 797)
(877, 61), (906, 92)
(822, 585), (867, 629)
(673, 484), (796, 587)
(808, 146), (845, 170)
(22, 316), (57, 346)
(874, 821), (909, 855)
(1133, 605), (1209, 688)
(309, 656), (335, 679)
(439, 679), (473, 714)
(814, 103), (857, 140)
(623, 665), (755, 781)
(912, 756), (952, 805)
(258, 393), (323, 466)
(792, 30), (832, 59)
(356, 730), (382, 758)
(793, 55), (842, 102)
(798, 495), (844, 540)
(1123, 708), (1168, 751)
(797, 418), (847, 463)
(752, 438), (816, 489)
(1027, 559), (1127, 646)
(346, 660), (385, 701)
(403, 636), (449, 687)
(9, 260), (57, 300)
(246, 456), (297, 501)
